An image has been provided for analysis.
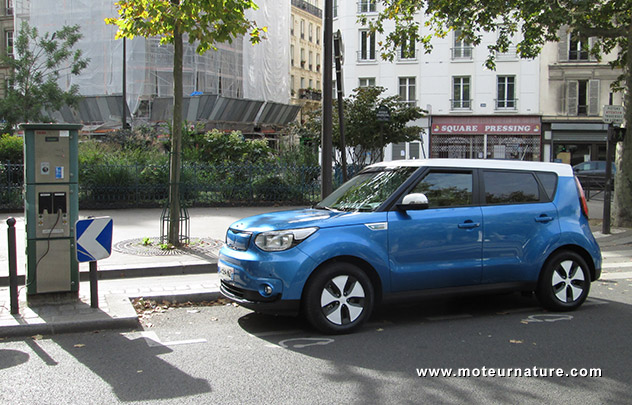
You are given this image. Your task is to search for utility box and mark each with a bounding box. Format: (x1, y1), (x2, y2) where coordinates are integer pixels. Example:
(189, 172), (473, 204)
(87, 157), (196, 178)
(22, 123), (82, 297)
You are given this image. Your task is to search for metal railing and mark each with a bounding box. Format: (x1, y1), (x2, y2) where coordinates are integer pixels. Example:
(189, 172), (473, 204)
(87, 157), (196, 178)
(292, 0), (322, 18)
(1, 162), (328, 211)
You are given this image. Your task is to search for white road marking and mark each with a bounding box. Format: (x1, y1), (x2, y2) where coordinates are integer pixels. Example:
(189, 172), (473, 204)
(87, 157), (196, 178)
(124, 331), (207, 347)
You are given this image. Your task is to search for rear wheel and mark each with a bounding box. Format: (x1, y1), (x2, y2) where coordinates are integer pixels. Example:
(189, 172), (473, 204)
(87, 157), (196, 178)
(303, 262), (374, 334)
(537, 251), (591, 311)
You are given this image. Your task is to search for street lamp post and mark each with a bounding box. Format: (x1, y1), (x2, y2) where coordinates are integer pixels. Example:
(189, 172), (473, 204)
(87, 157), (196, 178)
(321, 0), (333, 198)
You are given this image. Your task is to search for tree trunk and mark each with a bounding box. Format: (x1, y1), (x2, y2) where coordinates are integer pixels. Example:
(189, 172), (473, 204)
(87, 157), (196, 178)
(612, 22), (632, 228)
(168, 21), (183, 245)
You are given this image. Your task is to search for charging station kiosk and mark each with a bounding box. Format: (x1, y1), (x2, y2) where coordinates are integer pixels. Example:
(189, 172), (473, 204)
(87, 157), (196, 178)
(22, 123), (82, 298)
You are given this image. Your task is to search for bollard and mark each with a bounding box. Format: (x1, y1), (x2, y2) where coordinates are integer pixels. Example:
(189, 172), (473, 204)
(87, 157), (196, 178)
(6, 218), (19, 315)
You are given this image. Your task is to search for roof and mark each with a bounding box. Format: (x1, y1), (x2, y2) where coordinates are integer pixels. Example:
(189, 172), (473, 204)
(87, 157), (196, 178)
(369, 159), (574, 176)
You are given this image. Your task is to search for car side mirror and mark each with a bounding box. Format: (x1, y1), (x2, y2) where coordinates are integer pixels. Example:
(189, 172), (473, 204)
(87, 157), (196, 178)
(397, 193), (429, 211)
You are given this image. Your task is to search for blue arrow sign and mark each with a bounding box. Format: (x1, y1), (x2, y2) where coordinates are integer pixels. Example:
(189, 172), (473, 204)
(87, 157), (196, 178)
(76, 217), (113, 262)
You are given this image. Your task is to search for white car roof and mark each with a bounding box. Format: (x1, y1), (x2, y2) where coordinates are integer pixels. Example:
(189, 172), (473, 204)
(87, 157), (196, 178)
(368, 159), (573, 176)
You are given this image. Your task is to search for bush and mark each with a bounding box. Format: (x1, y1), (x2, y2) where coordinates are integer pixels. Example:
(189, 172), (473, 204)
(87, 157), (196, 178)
(253, 174), (303, 202)
(0, 133), (24, 163)
(187, 129), (274, 165)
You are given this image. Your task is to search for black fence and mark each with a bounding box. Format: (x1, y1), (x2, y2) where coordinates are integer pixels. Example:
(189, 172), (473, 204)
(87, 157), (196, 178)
(1, 162), (333, 211)
(576, 174), (611, 201)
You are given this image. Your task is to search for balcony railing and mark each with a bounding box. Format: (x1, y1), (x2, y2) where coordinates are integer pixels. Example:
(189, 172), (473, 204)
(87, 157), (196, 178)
(357, 50), (377, 62)
(450, 99), (472, 110)
(451, 46), (473, 60)
(292, 0), (322, 18)
(495, 98), (518, 110)
(298, 88), (322, 101)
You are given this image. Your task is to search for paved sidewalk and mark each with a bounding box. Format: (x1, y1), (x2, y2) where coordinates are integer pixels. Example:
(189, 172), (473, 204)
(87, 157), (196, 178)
(1, 203), (631, 338)
(0, 206), (300, 338)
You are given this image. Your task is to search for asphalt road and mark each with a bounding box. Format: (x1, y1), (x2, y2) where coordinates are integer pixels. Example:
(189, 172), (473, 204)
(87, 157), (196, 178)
(1, 280), (631, 405)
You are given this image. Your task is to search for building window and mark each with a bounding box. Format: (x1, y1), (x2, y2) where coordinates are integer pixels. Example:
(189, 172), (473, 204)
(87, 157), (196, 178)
(568, 32), (589, 61)
(6, 0), (12, 16)
(333, 0), (338, 18)
(496, 76), (516, 109)
(291, 75), (295, 96)
(309, 51), (313, 71)
(359, 30), (376, 61)
(452, 30), (473, 60)
(399, 37), (416, 60)
(359, 77), (376, 87)
(290, 44), (295, 66)
(316, 27), (321, 45)
(316, 53), (321, 71)
(452, 76), (471, 109)
(5, 30), (12, 55)
(291, 15), (295, 36)
(358, 0), (377, 13)
(566, 79), (599, 116)
(300, 77), (305, 89)
(309, 23), (313, 42)
(300, 19), (305, 40)
(300, 48), (306, 68)
(399, 77), (416, 106)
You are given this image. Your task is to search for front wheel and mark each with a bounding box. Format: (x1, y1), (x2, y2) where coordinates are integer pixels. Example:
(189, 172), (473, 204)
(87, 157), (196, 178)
(537, 251), (591, 311)
(303, 262), (374, 334)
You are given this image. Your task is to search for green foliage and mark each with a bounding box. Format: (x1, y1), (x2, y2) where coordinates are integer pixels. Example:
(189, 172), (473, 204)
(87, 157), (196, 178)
(0, 22), (89, 130)
(186, 129), (274, 165)
(0, 134), (23, 162)
(299, 86), (426, 166)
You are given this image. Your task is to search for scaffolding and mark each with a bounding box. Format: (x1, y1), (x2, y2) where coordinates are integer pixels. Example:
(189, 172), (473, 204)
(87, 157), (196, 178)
(15, 0), (291, 123)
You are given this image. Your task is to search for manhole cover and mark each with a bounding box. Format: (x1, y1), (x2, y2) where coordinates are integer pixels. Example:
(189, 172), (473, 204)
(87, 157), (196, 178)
(113, 237), (224, 257)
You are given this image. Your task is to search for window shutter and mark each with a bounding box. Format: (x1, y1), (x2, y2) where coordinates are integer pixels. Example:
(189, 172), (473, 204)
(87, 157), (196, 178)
(566, 81), (578, 116)
(558, 28), (568, 62)
(588, 37), (597, 61)
(588, 80), (600, 116)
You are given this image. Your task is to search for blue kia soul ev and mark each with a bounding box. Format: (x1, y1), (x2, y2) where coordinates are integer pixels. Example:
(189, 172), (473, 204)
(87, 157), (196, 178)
(219, 159), (602, 334)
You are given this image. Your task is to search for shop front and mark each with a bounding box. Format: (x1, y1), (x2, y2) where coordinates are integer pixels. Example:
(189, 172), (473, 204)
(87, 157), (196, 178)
(430, 116), (542, 161)
(541, 122), (608, 166)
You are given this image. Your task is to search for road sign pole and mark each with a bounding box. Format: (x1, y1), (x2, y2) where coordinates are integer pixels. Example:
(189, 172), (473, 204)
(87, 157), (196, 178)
(90, 261), (98, 308)
(602, 124), (614, 235)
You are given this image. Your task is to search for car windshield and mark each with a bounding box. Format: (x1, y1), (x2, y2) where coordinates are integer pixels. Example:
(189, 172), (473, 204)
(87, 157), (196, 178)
(316, 167), (416, 212)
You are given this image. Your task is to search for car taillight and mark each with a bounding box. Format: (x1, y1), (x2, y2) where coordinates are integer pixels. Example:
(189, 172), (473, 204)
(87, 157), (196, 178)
(575, 176), (589, 218)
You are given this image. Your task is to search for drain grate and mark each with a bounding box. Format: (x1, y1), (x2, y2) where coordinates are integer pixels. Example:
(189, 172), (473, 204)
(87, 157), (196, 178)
(113, 237), (224, 257)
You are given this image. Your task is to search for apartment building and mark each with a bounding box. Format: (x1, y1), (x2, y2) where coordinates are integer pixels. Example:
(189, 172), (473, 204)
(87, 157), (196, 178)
(334, 1), (543, 162)
(0, 0), (13, 99)
(539, 27), (624, 165)
(290, 0), (323, 121)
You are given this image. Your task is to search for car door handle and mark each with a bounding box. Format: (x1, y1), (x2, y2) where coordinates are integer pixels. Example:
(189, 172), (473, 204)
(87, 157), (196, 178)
(458, 220), (480, 229)
(535, 215), (554, 223)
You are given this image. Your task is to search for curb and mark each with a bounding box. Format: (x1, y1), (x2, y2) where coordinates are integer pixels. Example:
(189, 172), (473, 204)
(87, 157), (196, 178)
(0, 294), (140, 338)
(0, 262), (218, 287)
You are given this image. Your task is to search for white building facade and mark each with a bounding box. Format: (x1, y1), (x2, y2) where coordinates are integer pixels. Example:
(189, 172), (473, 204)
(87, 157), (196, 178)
(334, 1), (543, 161)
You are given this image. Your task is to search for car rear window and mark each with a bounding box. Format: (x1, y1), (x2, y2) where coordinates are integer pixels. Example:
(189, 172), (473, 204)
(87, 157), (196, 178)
(483, 171), (540, 204)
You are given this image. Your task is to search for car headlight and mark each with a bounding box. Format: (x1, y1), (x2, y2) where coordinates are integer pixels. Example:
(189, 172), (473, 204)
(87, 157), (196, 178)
(254, 227), (318, 252)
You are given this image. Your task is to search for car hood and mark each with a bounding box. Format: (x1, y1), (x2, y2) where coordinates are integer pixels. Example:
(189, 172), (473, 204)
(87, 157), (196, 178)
(228, 208), (382, 233)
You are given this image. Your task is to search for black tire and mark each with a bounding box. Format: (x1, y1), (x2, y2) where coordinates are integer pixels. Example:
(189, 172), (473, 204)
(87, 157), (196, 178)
(537, 251), (591, 311)
(303, 262), (374, 334)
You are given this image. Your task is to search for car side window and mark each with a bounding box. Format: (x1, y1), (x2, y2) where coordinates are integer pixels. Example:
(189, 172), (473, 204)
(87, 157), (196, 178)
(411, 171), (473, 208)
(535, 172), (557, 201)
(484, 171), (540, 204)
